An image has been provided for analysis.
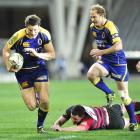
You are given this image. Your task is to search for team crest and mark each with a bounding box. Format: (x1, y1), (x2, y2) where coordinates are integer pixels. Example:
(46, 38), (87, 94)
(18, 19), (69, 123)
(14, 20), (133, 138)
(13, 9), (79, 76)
(38, 38), (42, 45)
(23, 42), (30, 47)
(102, 32), (105, 38)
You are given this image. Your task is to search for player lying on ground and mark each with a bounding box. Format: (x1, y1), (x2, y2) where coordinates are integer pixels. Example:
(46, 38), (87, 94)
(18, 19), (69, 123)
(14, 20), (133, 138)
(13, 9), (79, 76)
(52, 102), (140, 131)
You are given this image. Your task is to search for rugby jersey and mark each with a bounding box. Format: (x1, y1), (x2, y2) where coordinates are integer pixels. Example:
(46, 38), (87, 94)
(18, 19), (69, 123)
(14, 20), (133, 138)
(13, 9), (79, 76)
(90, 20), (126, 65)
(6, 27), (51, 68)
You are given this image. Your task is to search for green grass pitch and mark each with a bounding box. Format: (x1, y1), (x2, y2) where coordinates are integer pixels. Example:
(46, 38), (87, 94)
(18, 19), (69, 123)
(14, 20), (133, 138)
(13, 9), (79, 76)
(0, 77), (140, 140)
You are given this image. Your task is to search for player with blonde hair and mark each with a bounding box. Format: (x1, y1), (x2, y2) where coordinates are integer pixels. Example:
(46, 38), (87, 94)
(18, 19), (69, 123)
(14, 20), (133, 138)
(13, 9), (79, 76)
(87, 4), (138, 131)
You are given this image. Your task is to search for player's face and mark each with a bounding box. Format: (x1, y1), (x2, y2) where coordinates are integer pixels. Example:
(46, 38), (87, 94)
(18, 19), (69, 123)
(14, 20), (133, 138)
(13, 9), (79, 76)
(26, 25), (40, 38)
(71, 114), (83, 125)
(90, 10), (103, 27)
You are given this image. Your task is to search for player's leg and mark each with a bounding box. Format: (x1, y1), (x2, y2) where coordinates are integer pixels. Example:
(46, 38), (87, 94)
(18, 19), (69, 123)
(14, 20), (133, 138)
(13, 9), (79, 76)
(87, 62), (115, 106)
(34, 80), (49, 133)
(123, 117), (130, 129)
(116, 81), (138, 131)
(21, 87), (37, 111)
(106, 104), (126, 129)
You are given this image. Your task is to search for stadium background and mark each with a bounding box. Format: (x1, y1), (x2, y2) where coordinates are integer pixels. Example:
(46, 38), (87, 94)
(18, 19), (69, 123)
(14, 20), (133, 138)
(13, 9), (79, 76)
(0, 0), (140, 81)
(0, 0), (140, 140)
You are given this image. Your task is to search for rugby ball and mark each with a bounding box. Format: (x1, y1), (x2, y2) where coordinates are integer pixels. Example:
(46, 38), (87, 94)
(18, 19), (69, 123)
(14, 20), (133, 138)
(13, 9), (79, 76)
(9, 53), (23, 71)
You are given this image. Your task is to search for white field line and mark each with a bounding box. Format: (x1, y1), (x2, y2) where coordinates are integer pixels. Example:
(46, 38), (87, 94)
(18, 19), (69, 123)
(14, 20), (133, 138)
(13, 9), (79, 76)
(48, 135), (77, 140)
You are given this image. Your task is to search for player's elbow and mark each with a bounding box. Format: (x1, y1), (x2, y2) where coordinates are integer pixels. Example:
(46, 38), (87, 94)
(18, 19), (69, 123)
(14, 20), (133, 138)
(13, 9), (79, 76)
(114, 41), (123, 51)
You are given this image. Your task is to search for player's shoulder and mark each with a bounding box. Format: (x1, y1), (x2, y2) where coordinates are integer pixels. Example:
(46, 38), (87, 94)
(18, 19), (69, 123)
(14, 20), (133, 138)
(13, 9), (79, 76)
(40, 27), (51, 40)
(13, 28), (26, 38)
(7, 28), (26, 47)
(90, 23), (94, 29)
(105, 20), (117, 30)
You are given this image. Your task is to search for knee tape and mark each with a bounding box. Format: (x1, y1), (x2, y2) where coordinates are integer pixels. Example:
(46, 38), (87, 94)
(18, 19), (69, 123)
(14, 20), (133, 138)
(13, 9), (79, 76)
(93, 77), (100, 85)
(122, 97), (132, 105)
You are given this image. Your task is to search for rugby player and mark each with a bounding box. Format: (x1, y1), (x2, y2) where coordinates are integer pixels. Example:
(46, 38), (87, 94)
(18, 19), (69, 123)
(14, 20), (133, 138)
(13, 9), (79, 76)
(52, 102), (140, 131)
(3, 14), (55, 133)
(87, 4), (138, 131)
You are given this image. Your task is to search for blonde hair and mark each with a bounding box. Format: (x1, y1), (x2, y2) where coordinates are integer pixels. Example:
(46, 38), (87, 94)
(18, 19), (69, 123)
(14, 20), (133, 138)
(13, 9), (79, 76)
(90, 4), (106, 17)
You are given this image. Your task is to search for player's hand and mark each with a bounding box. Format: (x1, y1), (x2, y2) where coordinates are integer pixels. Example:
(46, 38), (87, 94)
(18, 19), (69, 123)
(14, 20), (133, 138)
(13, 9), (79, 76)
(7, 64), (19, 72)
(90, 49), (103, 57)
(25, 48), (38, 57)
(136, 61), (140, 72)
(51, 124), (62, 131)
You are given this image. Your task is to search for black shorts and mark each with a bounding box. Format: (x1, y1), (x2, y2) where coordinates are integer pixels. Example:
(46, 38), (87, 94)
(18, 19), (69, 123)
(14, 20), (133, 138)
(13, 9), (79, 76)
(106, 104), (125, 129)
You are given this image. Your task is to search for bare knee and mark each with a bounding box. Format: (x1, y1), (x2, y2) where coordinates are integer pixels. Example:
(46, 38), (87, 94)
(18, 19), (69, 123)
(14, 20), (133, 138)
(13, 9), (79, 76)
(87, 70), (96, 81)
(40, 100), (49, 112)
(27, 103), (37, 111)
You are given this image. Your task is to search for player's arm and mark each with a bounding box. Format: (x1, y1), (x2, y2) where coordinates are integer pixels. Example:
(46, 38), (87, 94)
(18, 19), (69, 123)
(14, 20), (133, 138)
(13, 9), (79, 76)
(52, 115), (68, 131)
(60, 125), (87, 132)
(25, 41), (55, 61)
(52, 116), (88, 132)
(90, 40), (122, 57)
(2, 45), (17, 72)
(41, 41), (56, 60)
(90, 22), (123, 57)
(136, 61), (140, 72)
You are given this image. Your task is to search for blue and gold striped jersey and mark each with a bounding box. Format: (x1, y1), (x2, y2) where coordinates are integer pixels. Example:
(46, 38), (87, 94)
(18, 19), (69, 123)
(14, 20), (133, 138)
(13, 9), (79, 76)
(7, 27), (51, 68)
(90, 20), (126, 65)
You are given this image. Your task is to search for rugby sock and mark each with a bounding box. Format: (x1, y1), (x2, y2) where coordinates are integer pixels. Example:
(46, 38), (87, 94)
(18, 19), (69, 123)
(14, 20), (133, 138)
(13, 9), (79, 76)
(37, 108), (48, 127)
(95, 79), (112, 95)
(133, 101), (140, 112)
(125, 102), (137, 123)
(135, 113), (140, 124)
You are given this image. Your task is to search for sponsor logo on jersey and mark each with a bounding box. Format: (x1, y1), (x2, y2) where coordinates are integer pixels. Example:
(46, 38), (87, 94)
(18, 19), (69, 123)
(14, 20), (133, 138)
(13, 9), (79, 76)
(111, 73), (121, 79)
(21, 81), (29, 88)
(23, 42), (30, 47)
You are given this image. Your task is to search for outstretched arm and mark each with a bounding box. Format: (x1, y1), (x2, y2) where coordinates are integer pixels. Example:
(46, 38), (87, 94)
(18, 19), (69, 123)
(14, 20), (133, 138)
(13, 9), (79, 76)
(52, 116), (68, 131)
(52, 115), (88, 132)
(60, 125), (87, 132)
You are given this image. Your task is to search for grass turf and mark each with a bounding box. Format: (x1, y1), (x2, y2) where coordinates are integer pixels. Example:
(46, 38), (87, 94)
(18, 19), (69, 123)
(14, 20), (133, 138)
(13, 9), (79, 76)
(0, 78), (140, 140)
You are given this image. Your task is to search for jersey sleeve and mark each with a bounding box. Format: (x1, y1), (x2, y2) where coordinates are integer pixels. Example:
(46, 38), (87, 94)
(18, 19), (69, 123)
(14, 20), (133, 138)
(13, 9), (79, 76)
(62, 106), (73, 120)
(40, 27), (52, 44)
(7, 29), (26, 49)
(105, 21), (121, 44)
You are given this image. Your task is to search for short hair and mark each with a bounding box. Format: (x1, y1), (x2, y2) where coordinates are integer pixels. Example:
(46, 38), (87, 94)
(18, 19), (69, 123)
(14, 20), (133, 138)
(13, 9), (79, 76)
(71, 105), (85, 117)
(25, 14), (41, 26)
(90, 4), (106, 17)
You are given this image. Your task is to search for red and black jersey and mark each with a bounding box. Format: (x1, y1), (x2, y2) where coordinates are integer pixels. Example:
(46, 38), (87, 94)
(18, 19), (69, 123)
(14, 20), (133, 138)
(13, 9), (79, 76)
(63, 105), (109, 130)
(63, 104), (125, 130)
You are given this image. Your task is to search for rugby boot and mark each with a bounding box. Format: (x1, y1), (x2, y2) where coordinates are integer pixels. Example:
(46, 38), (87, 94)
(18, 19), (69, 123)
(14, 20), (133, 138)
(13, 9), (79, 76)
(129, 123), (138, 131)
(106, 92), (115, 107)
(37, 126), (47, 134)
